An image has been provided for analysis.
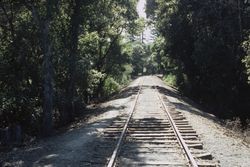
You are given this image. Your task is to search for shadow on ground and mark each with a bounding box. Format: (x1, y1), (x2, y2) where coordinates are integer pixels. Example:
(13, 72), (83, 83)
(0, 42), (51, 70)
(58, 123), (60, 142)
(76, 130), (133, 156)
(111, 86), (140, 100)
(0, 81), (222, 167)
(0, 115), (121, 167)
(156, 85), (220, 122)
(95, 117), (167, 166)
(0, 85), (141, 167)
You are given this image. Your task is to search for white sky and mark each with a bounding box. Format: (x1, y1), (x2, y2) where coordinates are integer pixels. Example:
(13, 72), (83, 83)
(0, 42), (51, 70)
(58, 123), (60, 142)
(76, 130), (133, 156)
(137, 0), (147, 18)
(136, 0), (154, 43)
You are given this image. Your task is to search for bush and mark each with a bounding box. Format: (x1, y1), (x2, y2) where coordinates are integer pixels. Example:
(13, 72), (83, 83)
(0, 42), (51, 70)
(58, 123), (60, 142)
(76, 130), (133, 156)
(103, 77), (120, 97)
(242, 33), (250, 84)
(87, 69), (105, 96)
(163, 73), (177, 87)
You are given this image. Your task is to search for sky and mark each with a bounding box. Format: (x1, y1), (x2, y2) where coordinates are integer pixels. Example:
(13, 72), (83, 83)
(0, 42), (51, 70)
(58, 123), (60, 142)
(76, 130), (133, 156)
(137, 0), (147, 18)
(136, 0), (154, 43)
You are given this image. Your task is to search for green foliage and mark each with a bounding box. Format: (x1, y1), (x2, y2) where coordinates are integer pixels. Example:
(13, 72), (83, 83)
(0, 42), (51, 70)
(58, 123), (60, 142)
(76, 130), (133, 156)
(121, 64), (133, 83)
(244, 56), (250, 83)
(163, 73), (177, 87)
(0, 0), (143, 136)
(151, 37), (167, 73)
(242, 33), (250, 83)
(146, 0), (158, 20)
(131, 42), (148, 75)
(103, 77), (120, 97)
(147, 0), (250, 122)
(133, 18), (147, 36)
(87, 70), (106, 95)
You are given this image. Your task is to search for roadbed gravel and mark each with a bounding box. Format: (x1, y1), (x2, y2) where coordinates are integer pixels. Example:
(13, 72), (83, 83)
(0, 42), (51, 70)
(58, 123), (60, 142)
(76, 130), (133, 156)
(1, 76), (249, 167)
(155, 76), (250, 167)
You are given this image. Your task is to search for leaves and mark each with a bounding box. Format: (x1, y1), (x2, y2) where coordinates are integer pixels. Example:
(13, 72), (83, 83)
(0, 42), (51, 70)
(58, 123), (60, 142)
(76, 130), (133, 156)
(242, 33), (250, 83)
(0, 0), (141, 135)
(148, 0), (250, 121)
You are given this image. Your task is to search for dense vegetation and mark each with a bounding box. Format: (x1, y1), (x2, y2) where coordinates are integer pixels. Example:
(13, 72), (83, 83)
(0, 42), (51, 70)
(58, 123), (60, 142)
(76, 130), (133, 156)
(1, 0), (250, 144)
(0, 0), (150, 140)
(147, 0), (250, 124)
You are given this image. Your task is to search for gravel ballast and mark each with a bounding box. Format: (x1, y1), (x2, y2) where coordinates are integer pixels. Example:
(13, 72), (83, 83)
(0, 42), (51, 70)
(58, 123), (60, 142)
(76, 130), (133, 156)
(155, 76), (250, 167)
(1, 76), (249, 167)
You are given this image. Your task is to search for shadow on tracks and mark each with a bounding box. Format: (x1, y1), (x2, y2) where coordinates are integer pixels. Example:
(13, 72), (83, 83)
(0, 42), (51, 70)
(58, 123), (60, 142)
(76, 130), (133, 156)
(111, 86), (140, 100)
(1, 85), (176, 166)
(117, 117), (172, 166)
(104, 117), (165, 166)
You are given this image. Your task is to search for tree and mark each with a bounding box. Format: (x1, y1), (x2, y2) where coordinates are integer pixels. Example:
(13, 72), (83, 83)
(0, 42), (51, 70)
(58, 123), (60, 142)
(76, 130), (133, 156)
(0, 0), (143, 140)
(243, 33), (250, 84)
(147, 0), (250, 122)
(25, 0), (61, 136)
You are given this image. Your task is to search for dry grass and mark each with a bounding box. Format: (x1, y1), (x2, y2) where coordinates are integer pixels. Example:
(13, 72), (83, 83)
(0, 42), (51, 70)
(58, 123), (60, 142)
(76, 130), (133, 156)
(225, 118), (250, 143)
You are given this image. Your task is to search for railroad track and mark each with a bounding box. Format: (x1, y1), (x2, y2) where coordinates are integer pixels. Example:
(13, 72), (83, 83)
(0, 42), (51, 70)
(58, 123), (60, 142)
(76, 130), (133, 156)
(103, 78), (219, 167)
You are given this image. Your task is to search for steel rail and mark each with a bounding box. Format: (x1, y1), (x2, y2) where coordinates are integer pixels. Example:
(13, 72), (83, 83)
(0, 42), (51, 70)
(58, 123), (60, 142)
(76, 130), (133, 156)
(107, 78), (144, 167)
(156, 89), (198, 167)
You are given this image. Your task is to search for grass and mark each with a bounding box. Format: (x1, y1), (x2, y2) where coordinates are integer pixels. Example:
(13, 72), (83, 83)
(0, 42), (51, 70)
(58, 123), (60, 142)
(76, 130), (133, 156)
(163, 73), (178, 88)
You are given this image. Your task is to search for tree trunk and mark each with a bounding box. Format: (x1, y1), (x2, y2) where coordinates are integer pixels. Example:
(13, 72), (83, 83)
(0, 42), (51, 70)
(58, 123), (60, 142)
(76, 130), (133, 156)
(25, 0), (60, 136)
(67, 0), (81, 120)
(41, 21), (54, 136)
(29, 4), (54, 136)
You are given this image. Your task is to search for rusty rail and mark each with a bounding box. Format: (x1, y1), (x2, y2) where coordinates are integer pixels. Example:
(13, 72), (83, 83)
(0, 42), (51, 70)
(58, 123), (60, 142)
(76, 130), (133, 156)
(157, 90), (198, 167)
(107, 78), (143, 167)
(107, 78), (198, 167)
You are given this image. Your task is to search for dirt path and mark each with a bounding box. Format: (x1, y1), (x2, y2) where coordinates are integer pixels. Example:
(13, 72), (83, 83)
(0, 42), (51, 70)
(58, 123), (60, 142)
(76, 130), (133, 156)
(1, 76), (249, 167)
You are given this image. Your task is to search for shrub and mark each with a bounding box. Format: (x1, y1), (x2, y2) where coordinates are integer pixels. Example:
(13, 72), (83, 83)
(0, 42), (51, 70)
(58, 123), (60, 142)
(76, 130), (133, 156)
(163, 73), (177, 87)
(103, 77), (120, 97)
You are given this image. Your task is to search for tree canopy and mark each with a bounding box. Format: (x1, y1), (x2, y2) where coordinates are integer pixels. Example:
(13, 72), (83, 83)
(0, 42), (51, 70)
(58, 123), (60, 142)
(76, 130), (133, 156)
(146, 0), (250, 123)
(1, 0), (250, 143)
(0, 0), (145, 137)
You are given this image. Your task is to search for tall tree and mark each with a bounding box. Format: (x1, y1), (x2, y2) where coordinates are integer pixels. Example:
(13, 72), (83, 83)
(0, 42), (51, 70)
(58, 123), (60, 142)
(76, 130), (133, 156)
(66, 0), (82, 121)
(26, 0), (60, 135)
(147, 0), (250, 122)
(0, 0), (141, 139)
